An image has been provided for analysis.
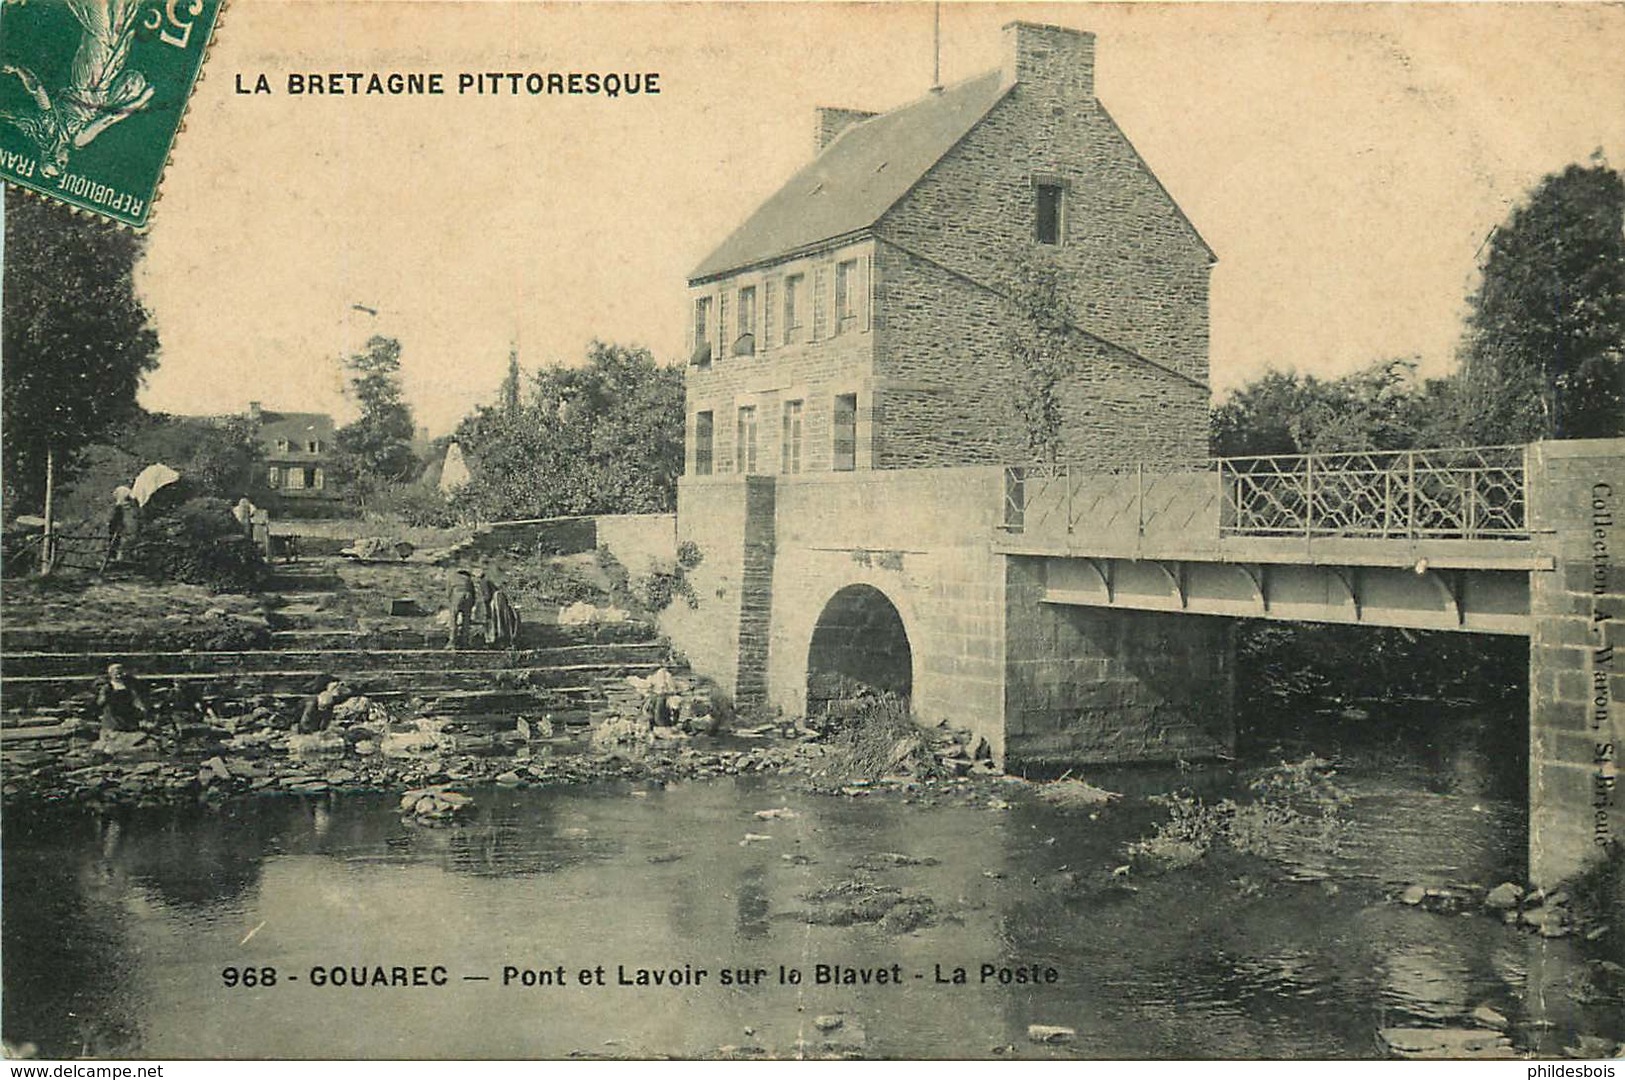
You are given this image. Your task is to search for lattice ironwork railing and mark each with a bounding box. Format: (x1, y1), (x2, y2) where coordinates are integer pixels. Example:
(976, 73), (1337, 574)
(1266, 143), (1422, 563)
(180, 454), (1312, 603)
(1000, 462), (1217, 540)
(1219, 446), (1527, 540)
(1001, 445), (1528, 541)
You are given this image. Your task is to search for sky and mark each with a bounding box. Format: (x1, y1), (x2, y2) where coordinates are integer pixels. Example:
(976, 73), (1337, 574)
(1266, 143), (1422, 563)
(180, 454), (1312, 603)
(131, 1), (1625, 435)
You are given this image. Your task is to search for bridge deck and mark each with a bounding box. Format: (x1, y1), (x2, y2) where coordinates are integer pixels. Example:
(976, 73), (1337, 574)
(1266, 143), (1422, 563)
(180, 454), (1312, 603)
(994, 446), (1541, 634)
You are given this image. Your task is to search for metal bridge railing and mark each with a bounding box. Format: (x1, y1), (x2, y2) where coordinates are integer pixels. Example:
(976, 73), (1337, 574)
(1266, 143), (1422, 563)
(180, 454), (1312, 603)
(1002, 445), (1529, 542)
(1219, 445), (1527, 540)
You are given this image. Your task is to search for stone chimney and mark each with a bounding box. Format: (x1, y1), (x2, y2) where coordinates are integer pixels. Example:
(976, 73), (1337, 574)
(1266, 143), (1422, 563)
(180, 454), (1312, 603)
(247, 401), (262, 423)
(1002, 22), (1095, 100)
(814, 107), (878, 154)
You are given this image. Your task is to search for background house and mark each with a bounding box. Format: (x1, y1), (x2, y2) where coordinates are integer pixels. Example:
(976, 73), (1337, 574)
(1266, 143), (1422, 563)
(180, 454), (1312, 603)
(247, 401), (343, 512)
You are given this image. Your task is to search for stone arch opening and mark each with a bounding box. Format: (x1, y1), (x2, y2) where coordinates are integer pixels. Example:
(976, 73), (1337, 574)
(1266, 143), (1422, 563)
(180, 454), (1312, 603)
(806, 583), (913, 719)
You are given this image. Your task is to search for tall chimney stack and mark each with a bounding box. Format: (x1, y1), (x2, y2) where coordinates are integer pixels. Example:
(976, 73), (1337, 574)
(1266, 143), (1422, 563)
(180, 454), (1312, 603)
(1002, 22), (1095, 101)
(814, 107), (879, 154)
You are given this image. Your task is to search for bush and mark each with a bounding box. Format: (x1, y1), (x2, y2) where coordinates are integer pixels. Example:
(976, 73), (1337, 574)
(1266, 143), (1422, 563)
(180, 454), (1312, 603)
(817, 693), (951, 783)
(364, 484), (462, 529)
(595, 544), (630, 599)
(1128, 756), (1352, 870)
(504, 559), (604, 609)
(126, 497), (267, 591)
(631, 557), (699, 612)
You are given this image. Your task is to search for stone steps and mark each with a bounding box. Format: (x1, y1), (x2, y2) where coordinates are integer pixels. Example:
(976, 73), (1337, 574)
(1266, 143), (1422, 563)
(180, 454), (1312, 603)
(0, 662), (663, 704)
(8, 684), (603, 720)
(0, 547), (679, 738)
(0, 619), (655, 653)
(0, 641), (669, 677)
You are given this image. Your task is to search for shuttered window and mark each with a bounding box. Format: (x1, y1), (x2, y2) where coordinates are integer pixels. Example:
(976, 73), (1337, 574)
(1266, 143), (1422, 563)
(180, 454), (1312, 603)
(783, 274), (803, 344)
(862, 255), (873, 332)
(694, 412), (714, 475)
(834, 259), (856, 333)
(762, 279), (776, 354)
(782, 400), (803, 474)
(832, 393), (857, 472)
(811, 266), (828, 341)
(736, 406), (759, 475)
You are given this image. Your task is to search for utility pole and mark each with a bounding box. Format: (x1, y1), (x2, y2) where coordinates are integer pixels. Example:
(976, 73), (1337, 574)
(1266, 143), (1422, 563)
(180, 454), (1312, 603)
(931, 2), (942, 92)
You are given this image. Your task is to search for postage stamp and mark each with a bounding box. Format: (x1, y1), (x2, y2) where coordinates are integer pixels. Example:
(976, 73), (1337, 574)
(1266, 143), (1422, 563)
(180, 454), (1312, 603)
(0, 0), (222, 228)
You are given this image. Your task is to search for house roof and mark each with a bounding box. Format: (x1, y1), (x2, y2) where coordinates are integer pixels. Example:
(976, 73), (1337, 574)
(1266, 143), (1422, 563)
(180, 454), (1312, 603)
(256, 411), (336, 459)
(689, 71), (1011, 283)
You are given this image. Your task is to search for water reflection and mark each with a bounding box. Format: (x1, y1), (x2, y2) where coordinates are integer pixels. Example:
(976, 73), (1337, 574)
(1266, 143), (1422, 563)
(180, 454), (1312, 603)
(2, 711), (1620, 1059)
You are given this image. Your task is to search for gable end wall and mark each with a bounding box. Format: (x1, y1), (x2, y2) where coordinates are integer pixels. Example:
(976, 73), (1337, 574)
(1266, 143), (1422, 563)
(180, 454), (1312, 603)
(874, 85), (1211, 468)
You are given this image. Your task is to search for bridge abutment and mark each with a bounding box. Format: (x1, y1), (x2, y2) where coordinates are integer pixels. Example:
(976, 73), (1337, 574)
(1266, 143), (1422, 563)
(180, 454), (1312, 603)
(1527, 440), (1623, 888)
(1003, 556), (1236, 768)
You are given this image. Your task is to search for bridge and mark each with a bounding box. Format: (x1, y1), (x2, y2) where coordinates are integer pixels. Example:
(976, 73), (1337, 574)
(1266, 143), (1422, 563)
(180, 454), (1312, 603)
(665, 437), (1622, 888)
(997, 444), (1538, 635)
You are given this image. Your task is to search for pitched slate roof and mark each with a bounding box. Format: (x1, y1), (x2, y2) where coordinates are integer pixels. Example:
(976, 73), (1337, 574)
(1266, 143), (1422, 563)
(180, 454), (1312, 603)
(257, 411), (336, 461)
(690, 70), (1011, 284)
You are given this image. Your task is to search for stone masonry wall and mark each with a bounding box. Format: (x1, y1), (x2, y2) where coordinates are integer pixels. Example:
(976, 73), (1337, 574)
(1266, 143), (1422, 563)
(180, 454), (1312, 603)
(734, 477), (776, 705)
(594, 513), (676, 576)
(874, 247), (1209, 468)
(874, 25), (1211, 468)
(661, 478), (752, 700)
(686, 238), (878, 477)
(1527, 438), (1625, 888)
(766, 468), (1009, 753)
(1004, 555), (1235, 767)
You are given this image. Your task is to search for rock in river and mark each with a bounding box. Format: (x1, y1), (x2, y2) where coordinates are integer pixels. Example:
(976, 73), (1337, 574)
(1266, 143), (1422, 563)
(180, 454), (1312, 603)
(1379, 1027), (1515, 1059)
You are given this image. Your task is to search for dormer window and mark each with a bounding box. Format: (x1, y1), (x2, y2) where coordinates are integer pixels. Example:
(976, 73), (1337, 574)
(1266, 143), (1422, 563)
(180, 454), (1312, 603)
(1035, 182), (1065, 245)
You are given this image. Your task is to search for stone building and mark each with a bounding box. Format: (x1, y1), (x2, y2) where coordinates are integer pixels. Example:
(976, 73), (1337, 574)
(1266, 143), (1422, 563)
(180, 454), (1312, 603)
(664, 22), (1236, 765)
(247, 401), (340, 508)
(682, 21), (1213, 479)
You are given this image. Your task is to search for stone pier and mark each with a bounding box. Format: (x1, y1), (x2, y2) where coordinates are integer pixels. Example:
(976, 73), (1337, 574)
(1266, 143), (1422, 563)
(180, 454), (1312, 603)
(1527, 439), (1624, 888)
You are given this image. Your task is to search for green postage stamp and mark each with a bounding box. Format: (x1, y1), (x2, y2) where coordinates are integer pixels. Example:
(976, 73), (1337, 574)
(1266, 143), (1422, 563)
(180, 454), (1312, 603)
(0, 0), (222, 228)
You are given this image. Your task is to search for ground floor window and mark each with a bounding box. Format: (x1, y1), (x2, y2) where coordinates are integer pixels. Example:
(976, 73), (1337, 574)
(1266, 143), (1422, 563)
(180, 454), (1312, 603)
(694, 411), (714, 475)
(782, 400), (803, 474)
(736, 405), (758, 475)
(832, 393), (857, 472)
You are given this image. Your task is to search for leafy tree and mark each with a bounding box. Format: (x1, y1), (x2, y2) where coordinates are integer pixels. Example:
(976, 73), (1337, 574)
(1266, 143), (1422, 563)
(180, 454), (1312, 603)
(1210, 358), (1450, 457)
(1456, 161), (1625, 442)
(2, 189), (159, 516)
(500, 346), (521, 417)
(452, 341), (684, 520)
(1006, 250), (1075, 462)
(333, 335), (418, 492)
(58, 413), (263, 525)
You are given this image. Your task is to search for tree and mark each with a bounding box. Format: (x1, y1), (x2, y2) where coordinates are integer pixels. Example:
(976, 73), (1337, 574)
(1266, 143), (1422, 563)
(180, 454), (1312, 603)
(1210, 359), (1449, 458)
(500, 345), (521, 417)
(333, 335), (418, 492)
(58, 413), (263, 525)
(452, 341), (684, 520)
(2, 189), (159, 527)
(1456, 161), (1625, 442)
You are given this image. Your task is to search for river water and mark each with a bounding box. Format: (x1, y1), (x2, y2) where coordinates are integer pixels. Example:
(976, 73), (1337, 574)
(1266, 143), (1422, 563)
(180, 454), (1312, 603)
(4, 710), (1621, 1060)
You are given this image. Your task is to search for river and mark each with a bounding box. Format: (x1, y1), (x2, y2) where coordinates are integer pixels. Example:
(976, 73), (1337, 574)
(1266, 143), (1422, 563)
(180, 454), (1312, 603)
(3, 708), (1621, 1059)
